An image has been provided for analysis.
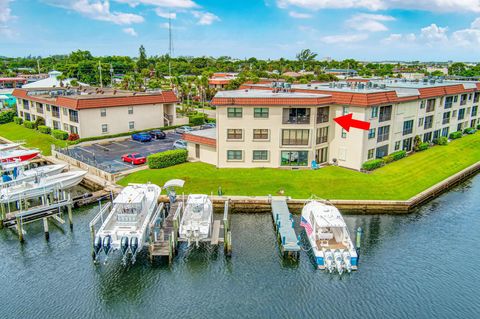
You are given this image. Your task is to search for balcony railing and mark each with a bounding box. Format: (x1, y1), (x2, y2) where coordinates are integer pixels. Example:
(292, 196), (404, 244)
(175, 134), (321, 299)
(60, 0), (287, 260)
(402, 128), (413, 135)
(442, 118), (450, 125)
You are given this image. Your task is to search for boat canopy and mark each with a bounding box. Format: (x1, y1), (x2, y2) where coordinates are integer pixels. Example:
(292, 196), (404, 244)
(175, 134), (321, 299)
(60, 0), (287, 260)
(2, 161), (29, 170)
(305, 201), (346, 228)
(113, 186), (146, 206)
(163, 179), (185, 189)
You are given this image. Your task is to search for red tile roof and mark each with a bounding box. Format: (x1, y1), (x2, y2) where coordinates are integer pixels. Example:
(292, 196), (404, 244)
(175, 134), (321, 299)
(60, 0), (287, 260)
(209, 79), (232, 85)
(212, 96), (333, 106)
(183, 133), (216, 146)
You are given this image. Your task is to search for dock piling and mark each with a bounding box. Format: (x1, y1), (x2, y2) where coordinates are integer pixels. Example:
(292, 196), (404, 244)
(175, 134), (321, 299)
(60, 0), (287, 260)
(43, 217), (49, 240)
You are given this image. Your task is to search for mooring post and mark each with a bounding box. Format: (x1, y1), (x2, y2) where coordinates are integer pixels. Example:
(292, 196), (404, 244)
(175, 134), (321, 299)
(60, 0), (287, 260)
(0, 203), (5, 229)
(67, 193), (73, 230)
(90, 224), (96, 260)
(43, 217), (49, 240)
(16, 216), (23, 242)
(356, 227), (363, 259)
(168, 235), (173, 264)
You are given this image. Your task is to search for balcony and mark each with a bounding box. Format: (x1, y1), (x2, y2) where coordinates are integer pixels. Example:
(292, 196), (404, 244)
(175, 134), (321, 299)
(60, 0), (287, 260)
(442, 118), (450, 125)
(282, 108), (310, 125)
(402, 128), (413, 135)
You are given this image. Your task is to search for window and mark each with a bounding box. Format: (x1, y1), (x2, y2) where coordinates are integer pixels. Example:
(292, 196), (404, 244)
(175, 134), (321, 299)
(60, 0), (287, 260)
(36, 103), (44, 114)
(452, 110), (457, 118)
(433, 129), (441, 139)
(368, 128), (376, 139)
(227, 107), (242, 118)
(394, 141), (401, 150)
(63, 123), (69, 131)
(316, 107), (329, 123)
(316, 127), (328, 144)
(375, 145), (389, 158)
(51, 106), (60, 118)
(443, 112), (451, 124)
(342, 106), (349, 115)
(101, 124), (108, 134)
(458, 108), (465, 120)
(460, 94), (467, 105)
(442, 127), (449, 137)
(403, 137), (413, 151)
(367, 148), (374, 159)
(444, 96), (453, 109)
(474, 93), (480, 103)
(69, 109), (79, 123)
(423, 132), (432, 142)
(252, 129), (268, 140)
(23, 100), (29, 110)
(282, 108), (310, 124)
(341, 129), (347, 138)
(252, 150), (268, 161)
(227, 129), (243, 140)
(128, 107), (133, 115)
(377, 125), (390, 142)
(317, 147), (328, 163)
(53, 120), (60, 130)
(70, 125), (78, 134)
(129, 121), (135, 130)
(424, 115), (433, 129)
(254, 108), (269, 118)
(403, 120), (414, 135)
(426, 99), (436, 112)
(32, 114), (36, 121)
(379, 105), (392, 122)
(371, 106), (378, 118)
(100, 108), (106, 117)
(282, 129), (309, 145)
(227, 150), (242, 161)
(281, 151), (308, 166)
(24, 113), (31, 121)
(454, 95), (458, 103)
(46, 104), (50, 112)
(469, 93), (472, 100)
(420, 100), (426, 109)
(63, 107), (68, 116)
(472, 105), (478, 117)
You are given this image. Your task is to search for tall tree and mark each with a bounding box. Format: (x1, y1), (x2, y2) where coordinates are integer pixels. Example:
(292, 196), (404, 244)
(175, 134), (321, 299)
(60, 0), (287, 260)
(296, 49), (318, 71)
(137, 45), (148, 70)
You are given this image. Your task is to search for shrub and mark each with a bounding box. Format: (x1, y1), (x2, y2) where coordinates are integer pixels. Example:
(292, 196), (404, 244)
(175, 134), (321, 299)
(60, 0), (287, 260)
(34, 116), (45, 127)
(52, 129), (69, 140)
(38, 125), (51, 134)
(477, 124), (480, 130)
(463, 127), (476, 134)
(189, 114), (207, 126)
(417, 142), (429, 151)
(433, 136), (448, 145)
(449, 131), (463, 140)
(13, 116), (23, 125)
(390, 150), (407, 161)
(413, 135), (422, 152)
(147, 149), (188, 169)
(23, 120), (36, 129)
(362, 159), (384, 171)
(67, 133), (79, 141)
(0, 110), (16, 124)
(382, 154), (394, 164)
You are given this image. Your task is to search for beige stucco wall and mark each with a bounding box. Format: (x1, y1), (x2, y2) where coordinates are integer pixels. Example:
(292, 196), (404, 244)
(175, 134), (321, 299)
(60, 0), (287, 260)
(187, 142), (217, 166)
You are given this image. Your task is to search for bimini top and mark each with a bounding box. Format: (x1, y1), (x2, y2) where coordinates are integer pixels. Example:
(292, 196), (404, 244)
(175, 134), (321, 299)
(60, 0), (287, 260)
(163, 179), (185, 189)
(113, 185), (146, 205)
(304, 201), (346, 228)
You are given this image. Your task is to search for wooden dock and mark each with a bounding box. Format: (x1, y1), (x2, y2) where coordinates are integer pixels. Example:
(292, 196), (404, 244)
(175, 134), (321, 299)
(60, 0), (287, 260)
(271, 197), (300, 259)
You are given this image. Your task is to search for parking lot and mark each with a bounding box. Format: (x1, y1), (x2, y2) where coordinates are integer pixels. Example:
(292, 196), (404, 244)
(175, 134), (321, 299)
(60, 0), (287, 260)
(60, 131), (182, 173)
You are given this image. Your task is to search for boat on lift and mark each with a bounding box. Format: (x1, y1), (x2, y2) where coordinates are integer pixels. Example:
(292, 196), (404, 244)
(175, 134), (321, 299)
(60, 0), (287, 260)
(0, 148), (40, 163)
(1, 161), (66, 186)
(0, 170), (87, 203)
(301, 200), (358, 274)
(93, 183), (161, 264)
(179, 194), (213, 247)
(0, 143), (23, 152)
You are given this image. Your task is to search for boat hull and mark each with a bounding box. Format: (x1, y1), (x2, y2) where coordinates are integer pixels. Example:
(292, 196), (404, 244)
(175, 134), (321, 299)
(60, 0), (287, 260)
(0, 151), (40, 163)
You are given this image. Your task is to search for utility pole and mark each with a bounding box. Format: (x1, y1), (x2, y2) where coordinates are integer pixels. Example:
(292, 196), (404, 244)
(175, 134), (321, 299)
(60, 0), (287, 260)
(109, 64), (114, 87)
(37, 59), (40, 74)
(98, 61), (103, 88)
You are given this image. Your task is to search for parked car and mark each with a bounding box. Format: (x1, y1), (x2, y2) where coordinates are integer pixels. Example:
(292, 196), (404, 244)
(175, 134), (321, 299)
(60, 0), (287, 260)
(173, 139), (187, 150)
(121, 153), (147, 165)
(149, 130), (166, 139)
(175, 126), (193, 134)
(201, 123), (216, 129)
(132, 132), (152, 142)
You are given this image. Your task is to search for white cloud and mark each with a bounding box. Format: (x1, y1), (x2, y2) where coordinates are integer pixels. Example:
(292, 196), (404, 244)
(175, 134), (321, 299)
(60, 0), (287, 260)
(123, 27), (138, 36)
(320, 33), (368, 44)
(191, 11), (220, 25)
(0, 0), (16, 37)
(45, 0), (144, 25)
(155, 8), (177, 19)
(420, 23), (448, 42)
(277, 0), (480, 13)
(382, 33), (416, 43)
(115, 0), (198, 8)
(345, 13), (395, 32)
(289, 11), (312, 19)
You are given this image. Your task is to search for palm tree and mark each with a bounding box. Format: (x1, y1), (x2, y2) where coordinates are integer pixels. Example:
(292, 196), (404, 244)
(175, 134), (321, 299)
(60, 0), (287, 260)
(296, 49), (318, 71)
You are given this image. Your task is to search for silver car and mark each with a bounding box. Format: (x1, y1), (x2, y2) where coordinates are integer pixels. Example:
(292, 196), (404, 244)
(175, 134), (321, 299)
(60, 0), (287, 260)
(173, 139), (187, 150)
(175, 126), (193, 134)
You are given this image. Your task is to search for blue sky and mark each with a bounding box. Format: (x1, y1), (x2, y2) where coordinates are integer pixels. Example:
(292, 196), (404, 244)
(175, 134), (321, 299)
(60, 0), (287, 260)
(2, 0), (480, 61)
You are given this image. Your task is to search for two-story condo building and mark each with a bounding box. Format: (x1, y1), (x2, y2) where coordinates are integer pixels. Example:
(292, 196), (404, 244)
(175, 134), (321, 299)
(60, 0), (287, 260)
(184, 79), (480, 170)
(13, 87), (181, 138)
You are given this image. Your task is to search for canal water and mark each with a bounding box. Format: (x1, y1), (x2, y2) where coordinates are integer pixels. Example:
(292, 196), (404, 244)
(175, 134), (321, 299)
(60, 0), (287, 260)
(1, 176), (479, 319)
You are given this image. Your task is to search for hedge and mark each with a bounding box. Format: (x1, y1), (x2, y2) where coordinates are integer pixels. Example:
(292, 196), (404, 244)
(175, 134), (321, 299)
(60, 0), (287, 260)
(189, 114), (207, 126)
(0, 110), (16, 124)
(13, 116), (23, 125)
(52, 129), (69, 140)
(433, 136), (448, 145)
(463, 127), (476, 134)
(147, 149), (188, 169)
(449, 131), (463, 140)
(477, 124), (480, 130)
(391, 150), (407, 161)
(417, 142), (429, 151)
(38, 125), (51, 134)
(23, 120), (36, 129)
(362, 159), (384, 171)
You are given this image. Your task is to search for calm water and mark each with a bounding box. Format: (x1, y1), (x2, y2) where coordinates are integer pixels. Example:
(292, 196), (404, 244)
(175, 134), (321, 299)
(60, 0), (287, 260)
(1, 176), (480, 319)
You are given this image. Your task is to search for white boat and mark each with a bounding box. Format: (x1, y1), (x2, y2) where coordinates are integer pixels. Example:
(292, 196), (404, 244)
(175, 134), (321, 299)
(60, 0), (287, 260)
(301, 200), (358, 274)
(1, 161), (67, 186)
(0, 148), (40, 163)
(0, 170), (87, 203)
(179, 194), (213, 247)
(93, 183), (161, 264)
(0, 143), (22, 152)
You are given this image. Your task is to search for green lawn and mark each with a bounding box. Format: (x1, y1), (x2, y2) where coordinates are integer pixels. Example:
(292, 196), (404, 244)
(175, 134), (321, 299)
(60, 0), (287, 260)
(0, 122), (68, 156)
(121, 133), (480, 200)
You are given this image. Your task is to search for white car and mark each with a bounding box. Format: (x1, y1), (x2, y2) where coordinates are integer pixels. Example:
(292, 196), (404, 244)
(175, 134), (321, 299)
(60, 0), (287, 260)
(173, 139), (187, 150)
(175, 126), (193, 134)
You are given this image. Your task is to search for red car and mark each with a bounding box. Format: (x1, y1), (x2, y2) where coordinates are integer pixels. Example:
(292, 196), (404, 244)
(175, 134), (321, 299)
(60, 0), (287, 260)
(121, 153), (146, 165)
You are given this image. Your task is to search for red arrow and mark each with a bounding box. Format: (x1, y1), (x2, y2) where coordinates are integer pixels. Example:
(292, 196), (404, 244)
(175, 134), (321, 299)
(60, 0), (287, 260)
(334, 113), (370, 132)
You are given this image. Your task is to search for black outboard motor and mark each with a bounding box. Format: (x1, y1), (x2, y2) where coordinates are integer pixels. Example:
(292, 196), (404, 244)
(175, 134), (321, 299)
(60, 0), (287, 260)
(120, 236), (129, 256)
(130, 237), (139, 256)
(103, 235), (112, 256)
(93, 235), (102, 259)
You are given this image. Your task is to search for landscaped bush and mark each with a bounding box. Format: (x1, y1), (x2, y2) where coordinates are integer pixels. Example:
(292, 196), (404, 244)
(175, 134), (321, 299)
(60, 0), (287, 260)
(23, 120), (36, 129)
(0, 110), (16, 124)
(67, 133), (79, 141)
(35, 116), (45, 127)
(433, 136), (448, 145)
(38, 125), (51, 134)
(382, 154), (394, 164)
(413, 135), (422, 151)
(463, 127), (476, 134)
(52, 129), (69, 140)
(189, 114), (207, 126)
(13, 116), (23, 125)
(147, 149), (188, 169)
(477, 124), (480, 130)
(449, 131), (463, 139)
(362, 159), (384, 171)
(391, 150), (407, 161)
(417, 142), (429, 151)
